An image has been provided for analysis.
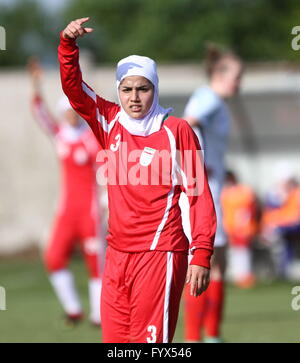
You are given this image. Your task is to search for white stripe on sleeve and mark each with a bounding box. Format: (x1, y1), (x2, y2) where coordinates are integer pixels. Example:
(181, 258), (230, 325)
(82, 82), (116, 133)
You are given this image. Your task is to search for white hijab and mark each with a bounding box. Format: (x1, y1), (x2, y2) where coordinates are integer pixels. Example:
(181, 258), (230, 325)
(116, 55), (172, 136)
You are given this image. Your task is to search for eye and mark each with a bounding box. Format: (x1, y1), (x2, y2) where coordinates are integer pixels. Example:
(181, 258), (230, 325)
(139, 86), (151, 92)
(121, 88), (131, 93)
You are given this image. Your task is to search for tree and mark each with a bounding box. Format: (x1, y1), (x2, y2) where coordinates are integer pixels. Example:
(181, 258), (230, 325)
(1, 0), (300, 67)
(63, 0), (300, 63)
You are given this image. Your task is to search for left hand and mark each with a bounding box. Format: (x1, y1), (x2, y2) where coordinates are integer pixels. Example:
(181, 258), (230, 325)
(27, 56), (43, 91)
(186, 265), (210, 297)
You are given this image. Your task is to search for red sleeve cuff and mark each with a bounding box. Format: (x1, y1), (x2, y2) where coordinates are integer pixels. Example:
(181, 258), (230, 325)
(60, 31), (73, 41)
(190, 248), (212, 269)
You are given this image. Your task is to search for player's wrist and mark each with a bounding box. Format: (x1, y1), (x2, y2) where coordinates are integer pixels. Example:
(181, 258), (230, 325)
(190, 248), (211, 269)
(60, 31), (76, 42)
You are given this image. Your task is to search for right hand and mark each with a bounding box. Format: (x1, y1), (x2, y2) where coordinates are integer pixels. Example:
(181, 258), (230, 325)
(62, 17), (94, 40)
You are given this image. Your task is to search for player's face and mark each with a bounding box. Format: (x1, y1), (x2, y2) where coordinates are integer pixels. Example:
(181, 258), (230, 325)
(64, 108), (80, 127)
(219, 59), (243, 98)
(119, 76), (154, 119)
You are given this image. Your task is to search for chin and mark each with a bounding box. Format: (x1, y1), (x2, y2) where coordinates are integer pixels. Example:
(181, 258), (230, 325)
(129, 112), (145, 119)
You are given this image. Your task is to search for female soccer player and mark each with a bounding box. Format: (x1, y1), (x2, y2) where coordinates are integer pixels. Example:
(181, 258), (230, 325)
(183, 45), (243, 342)
(59, 17), (216, 343)
(28, 59), (104, 326)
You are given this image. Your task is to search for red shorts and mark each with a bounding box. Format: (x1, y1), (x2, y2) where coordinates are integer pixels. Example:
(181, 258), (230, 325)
(44, 210), (103, 278)
(101, 246), (188, 343)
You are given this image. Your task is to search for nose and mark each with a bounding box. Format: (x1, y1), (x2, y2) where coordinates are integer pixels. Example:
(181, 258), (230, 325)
(131, 89), (140, 102)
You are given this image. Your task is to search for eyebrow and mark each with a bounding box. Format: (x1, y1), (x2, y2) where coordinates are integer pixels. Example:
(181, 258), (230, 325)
(121, 84), (152, 90)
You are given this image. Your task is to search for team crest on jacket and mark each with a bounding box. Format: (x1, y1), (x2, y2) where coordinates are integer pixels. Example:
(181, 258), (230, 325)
(140, 147), (156, 167)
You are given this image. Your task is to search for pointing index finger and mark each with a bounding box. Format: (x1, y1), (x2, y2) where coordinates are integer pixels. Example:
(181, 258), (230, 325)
(77, 17), (90, 25)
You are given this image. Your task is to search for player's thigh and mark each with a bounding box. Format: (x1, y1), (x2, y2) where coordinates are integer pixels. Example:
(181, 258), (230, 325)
(80, 238), (102, 278)
(44, 215), (75, 270)
(130, 251), (188, 343)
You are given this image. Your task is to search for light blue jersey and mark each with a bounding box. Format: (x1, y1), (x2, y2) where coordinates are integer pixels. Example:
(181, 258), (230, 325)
(183, 86), (231, 246)
(184, 86), (231, 182)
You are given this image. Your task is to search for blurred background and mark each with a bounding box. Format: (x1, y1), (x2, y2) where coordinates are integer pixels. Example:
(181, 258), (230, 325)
(1, 0), (300, 343)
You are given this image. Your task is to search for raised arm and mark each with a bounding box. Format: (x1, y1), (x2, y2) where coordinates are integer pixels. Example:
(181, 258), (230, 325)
(58, 17), (120, 149)
(177, 121), (216, 296)
(28, 58), (59, 136)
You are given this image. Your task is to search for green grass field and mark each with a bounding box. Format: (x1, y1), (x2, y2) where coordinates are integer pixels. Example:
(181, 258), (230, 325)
(0, 257), (300, 343)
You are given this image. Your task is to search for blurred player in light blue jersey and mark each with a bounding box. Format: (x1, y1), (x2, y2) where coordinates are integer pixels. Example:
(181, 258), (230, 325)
(182, 44), (243, 342)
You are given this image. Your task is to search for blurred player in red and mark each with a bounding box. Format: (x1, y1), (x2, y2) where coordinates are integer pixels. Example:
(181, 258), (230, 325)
(182, 45), (243, 342)
(58, 18), (216, 343)
(221, 170), (257, 288)
(28, 59), (104, 326)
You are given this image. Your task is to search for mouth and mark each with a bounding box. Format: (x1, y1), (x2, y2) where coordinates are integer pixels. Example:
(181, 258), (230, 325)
(130, 105), (142, 112)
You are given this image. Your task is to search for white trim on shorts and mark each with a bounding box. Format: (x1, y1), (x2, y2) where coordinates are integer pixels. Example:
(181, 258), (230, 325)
(163, 251), (173, 343)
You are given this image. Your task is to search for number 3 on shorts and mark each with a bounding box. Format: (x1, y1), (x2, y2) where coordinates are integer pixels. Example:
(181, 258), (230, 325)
(146, 325), (157, 343)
